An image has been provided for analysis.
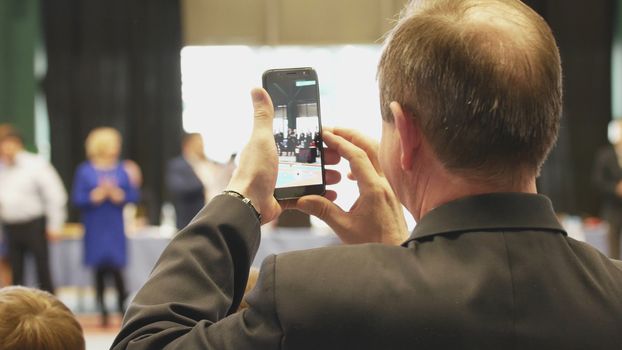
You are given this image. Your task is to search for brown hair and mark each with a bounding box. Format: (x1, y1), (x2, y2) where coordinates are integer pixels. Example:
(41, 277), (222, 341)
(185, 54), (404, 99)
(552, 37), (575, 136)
(0, 286), (85, 350)
(378, 0), (562, 184)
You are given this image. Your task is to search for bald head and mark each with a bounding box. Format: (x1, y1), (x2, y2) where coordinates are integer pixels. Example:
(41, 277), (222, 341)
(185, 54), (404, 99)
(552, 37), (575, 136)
(378, 0), (562, 185)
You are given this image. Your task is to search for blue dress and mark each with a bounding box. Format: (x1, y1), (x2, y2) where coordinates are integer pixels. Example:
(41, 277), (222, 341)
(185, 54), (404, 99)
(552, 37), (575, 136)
(71, 162), (140, 268)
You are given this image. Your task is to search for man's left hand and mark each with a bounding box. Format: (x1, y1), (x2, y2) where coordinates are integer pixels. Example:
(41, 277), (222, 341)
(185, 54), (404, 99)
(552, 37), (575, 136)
(294, 128), (409, 245)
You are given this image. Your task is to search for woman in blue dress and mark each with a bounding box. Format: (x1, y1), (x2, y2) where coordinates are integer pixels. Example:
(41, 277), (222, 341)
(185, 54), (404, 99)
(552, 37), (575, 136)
(71, 127), (139, 326)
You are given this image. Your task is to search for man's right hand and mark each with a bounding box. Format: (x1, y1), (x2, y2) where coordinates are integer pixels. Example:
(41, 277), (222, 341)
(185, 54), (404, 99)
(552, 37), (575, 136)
(294, 128), (409, 245)
(225, 89), (342, 225)
(226, 88), (282, 224)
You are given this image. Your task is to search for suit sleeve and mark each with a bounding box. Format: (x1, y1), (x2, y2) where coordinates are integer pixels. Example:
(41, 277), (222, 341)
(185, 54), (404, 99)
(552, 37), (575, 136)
(111, 194), (284, 350)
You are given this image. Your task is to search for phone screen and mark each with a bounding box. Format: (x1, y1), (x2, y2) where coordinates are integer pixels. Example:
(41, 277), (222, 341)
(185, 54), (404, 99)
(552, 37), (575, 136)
(263, 68), (326, 199)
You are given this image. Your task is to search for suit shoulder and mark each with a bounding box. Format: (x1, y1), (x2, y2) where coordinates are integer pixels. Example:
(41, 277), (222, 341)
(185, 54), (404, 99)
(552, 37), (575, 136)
(167, 156), (183, 166)
(272, 243), (411, 297)
(275, 243), (404, 269)
(565, 237), (622, 276)
(169, 156), (193, 170)
(269, 243), (430, 343)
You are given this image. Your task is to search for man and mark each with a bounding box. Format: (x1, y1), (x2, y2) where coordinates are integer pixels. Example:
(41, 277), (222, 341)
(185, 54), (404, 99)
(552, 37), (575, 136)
(166, 133), (234, 229)
(166, 133), (208, 229)
(113, 1), (622, 349)
(593, 119), (622, 259)
(0, 126), (67, 293)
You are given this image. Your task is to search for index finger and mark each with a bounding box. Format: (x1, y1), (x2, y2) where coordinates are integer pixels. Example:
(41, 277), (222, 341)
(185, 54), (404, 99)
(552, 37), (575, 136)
(322, 131), (380, 189)
(332, 127), (381, 174)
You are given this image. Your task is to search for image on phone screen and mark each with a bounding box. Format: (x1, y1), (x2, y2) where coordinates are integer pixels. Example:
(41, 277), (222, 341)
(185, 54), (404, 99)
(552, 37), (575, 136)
(263, 68), (325, 199)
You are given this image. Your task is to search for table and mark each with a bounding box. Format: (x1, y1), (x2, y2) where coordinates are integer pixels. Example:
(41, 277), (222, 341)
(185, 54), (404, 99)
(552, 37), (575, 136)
(22, 226), (340, 295)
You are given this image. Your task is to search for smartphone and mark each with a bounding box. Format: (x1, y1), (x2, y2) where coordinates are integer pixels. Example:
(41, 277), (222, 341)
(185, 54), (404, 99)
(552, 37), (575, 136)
(262, 67), (326, 200)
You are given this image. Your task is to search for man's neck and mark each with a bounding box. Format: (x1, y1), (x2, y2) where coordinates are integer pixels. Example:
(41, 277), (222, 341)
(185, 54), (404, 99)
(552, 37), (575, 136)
(404, 162), (537, 222)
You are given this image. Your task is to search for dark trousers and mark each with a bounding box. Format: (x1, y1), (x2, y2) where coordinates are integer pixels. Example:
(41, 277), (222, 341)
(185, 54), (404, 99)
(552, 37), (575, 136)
(4, 217), (54, 293)
(95, 266), (127, 315)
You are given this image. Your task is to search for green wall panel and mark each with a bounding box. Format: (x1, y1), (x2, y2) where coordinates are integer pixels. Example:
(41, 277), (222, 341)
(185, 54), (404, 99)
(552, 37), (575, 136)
(0, 0), (39, 151)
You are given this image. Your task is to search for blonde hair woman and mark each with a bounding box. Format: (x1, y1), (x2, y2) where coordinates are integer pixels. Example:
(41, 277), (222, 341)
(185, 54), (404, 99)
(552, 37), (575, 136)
(0, 286), (85, 350)
(71, 127), (139, 326)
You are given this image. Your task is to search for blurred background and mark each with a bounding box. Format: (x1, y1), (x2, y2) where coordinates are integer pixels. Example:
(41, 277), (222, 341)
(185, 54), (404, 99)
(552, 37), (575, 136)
(2, 0), (621, 220)
(0, 0), (621, 348)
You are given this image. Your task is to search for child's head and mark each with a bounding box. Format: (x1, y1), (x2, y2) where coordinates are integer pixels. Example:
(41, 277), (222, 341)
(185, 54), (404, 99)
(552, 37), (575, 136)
(0, 286), (85, 350)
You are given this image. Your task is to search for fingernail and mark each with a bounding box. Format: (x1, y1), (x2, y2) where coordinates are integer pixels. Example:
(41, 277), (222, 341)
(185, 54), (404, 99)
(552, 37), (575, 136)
(251, 89), (264, 103)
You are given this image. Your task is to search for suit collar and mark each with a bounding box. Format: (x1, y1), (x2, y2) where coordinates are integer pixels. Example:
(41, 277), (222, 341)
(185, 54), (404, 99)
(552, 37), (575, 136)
(402, 193), (566, 247)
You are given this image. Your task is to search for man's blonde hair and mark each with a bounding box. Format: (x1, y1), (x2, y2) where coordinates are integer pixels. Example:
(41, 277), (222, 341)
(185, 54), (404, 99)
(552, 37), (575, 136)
(85, 127), (122, 160)
(0, 286), (85, 350)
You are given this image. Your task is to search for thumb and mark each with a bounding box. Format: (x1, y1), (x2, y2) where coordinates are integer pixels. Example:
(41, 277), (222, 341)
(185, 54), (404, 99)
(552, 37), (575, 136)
(251, 88), (274, 131)
(296, 195), (346, 230)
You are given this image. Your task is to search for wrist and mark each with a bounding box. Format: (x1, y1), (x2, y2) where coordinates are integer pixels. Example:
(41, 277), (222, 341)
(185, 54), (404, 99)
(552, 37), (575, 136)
(222, 190), (262, 223)
(226, 180), (260, 209)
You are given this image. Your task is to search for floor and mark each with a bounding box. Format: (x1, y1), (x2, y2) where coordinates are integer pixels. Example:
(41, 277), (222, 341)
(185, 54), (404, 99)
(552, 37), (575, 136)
(58, 288), (124, 350)
(79, 314), (122, 350)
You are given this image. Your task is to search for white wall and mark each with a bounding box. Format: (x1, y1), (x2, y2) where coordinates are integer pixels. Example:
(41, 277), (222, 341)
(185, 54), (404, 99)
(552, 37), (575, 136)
(182, 0), (409, 45)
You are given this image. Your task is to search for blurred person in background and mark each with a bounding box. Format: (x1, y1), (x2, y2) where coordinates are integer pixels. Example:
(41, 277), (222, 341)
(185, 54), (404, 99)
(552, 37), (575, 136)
(71, 127), (139, 326)
(0, 285), (85, 350)
(593, 119), (622, 259)
(166, 133), (234, 229)
(123, 159), (143, 190)
(0, 125), (66, 293)
(121, 159), (148, 229)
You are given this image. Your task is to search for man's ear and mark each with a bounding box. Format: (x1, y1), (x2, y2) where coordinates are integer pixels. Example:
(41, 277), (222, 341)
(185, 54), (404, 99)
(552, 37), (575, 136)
(390, 102), (419, 171)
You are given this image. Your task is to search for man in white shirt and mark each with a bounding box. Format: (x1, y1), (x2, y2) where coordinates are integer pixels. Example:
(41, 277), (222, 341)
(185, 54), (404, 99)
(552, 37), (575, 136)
(0, 127), (67, 293)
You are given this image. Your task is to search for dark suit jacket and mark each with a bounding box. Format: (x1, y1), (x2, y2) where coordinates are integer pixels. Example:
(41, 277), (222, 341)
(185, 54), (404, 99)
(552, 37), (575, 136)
(593, 145), (622, 219)
(112, 193), (622, 349)
(166, 156), (205, 229)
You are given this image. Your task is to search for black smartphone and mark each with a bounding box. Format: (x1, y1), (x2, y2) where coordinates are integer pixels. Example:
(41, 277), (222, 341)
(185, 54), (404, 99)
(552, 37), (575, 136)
(262, 67), (326, 200)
